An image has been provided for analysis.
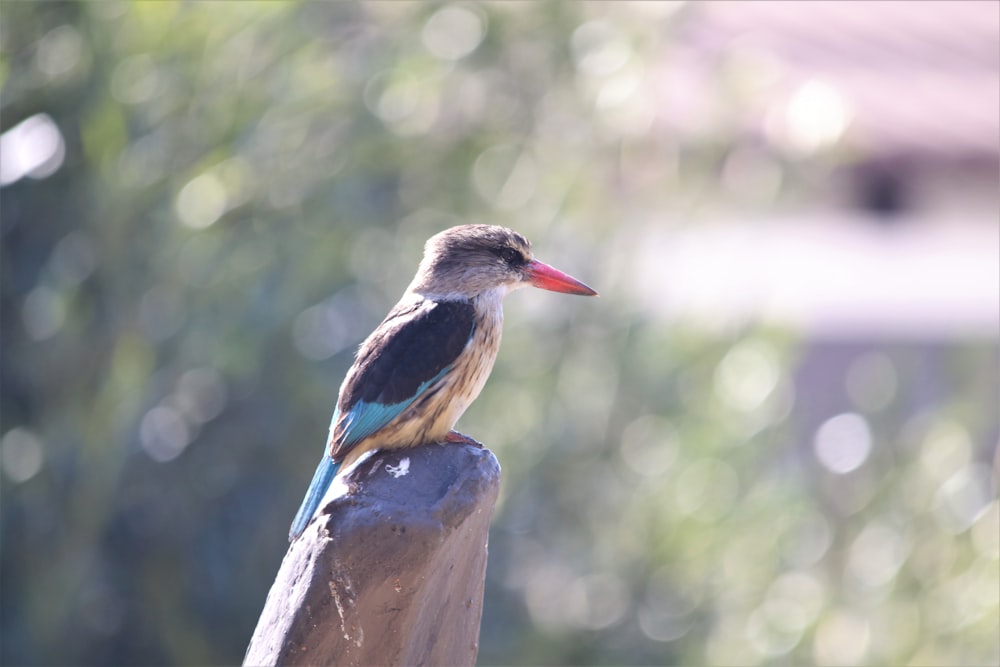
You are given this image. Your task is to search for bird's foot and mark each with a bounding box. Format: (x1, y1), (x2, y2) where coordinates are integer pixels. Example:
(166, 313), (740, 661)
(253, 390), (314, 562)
(444, 430), (483, 448)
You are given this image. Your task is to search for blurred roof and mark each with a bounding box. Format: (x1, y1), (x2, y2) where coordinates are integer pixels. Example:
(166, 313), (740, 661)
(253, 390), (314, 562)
(681, 0), (1000, 159)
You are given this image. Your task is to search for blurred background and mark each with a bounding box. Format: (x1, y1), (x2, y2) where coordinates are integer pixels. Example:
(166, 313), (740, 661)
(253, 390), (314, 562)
(2, 2), (998, 665)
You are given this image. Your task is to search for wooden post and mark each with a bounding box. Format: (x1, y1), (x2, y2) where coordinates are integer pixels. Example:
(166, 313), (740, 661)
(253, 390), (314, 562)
(244, 442), (501, 667)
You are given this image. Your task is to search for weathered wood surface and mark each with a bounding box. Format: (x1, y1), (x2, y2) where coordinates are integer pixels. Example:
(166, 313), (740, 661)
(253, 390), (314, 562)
(244, 442), (501, 667)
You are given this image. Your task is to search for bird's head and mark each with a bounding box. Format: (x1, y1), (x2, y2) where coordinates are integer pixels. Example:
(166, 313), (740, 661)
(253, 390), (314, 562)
(408, 224), (598, 300)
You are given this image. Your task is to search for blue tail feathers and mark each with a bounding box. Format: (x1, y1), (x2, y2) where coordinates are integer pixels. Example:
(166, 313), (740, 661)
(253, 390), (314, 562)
(289, 456), (341, 541)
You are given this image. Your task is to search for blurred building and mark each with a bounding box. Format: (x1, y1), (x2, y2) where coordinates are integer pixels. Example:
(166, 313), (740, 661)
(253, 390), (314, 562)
(636, 0), (998, 337)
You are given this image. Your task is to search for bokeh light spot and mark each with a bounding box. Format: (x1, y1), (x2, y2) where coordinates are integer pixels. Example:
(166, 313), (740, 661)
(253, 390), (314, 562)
(176, 172), (227, 229)
(813, 609), (870, 666)
(706, 614), (760, 667)
(1, 428), (45, 483)
(364, 69), (440, 136)
(0, 113), (66, 185)
(813, 413), (871, 474)
(619, 414), (679, 477)
(35, 24), (84, 79)
(919, 418), (971, 482)
(523, 560), (576, 631)
(566, 572), (630, 630)
(847, 519), (911, 589)
(593, 64), (655, 138)
(714, 339), (780, 413)
(22, 286), (66, 340)
(637, 570), (698, 642)
(572, 21), (631, 77)
(638, 603), (692, 643)
(293, 305), (342, 361)
(175, 368), (228, 424)
(140, 405), (192, 462)
(764, 571), (825, 634)
(746, 606), (802, 658)
(422, 5), (485, 61)
(769, 79), (852, 154)
(932, 463), (994, 534)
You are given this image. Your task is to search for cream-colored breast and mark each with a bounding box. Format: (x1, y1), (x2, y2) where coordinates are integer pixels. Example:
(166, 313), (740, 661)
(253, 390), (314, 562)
(408, 291), (503, 443)
(437, 298), (503, 425)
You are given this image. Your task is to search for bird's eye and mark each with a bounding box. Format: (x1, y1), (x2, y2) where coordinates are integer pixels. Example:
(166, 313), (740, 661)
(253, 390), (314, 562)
(499, 247), (523, 266)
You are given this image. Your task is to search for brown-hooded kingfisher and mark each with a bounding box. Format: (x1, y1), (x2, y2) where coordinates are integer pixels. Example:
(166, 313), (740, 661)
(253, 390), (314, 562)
(289, 224), (597, 541)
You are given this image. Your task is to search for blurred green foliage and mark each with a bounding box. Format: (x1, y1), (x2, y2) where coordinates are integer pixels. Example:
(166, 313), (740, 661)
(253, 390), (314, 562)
(2, 2), (997, 666)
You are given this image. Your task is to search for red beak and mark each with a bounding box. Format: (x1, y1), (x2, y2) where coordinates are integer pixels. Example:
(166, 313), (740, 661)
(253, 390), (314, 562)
(524, 259), (598, 296)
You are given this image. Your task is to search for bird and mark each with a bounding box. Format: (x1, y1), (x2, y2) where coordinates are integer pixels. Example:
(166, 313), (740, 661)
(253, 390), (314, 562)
(288, 224), (597, 541)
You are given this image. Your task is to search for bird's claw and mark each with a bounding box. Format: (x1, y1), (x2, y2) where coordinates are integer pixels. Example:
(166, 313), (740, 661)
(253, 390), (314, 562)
(445, 430), (483, 448)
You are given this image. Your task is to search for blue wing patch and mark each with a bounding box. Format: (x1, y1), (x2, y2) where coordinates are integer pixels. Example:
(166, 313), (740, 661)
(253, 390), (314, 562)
(332, 366), (451, 449)
(329, 298), (476, 460)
